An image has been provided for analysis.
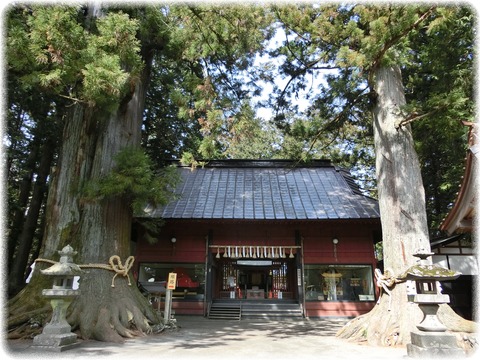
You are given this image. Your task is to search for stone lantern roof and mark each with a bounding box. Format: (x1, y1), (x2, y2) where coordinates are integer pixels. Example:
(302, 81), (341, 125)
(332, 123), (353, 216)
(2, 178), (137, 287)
(41, 245), (82, 277)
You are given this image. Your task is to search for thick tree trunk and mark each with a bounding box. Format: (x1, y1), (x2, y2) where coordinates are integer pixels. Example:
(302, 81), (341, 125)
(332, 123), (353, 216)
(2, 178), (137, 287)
(7, 141), (39, 269)
(8, 135), (56, 297)
(373, 65), (431, 274)
(337, 65), (476, 350)
(7, 50), (160, 341)
(338, 65), (435, 345)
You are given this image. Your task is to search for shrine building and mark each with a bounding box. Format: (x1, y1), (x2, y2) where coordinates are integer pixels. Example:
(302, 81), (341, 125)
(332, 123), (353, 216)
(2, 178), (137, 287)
(133, 159), (382, 318)
(435, 122), (478, 320)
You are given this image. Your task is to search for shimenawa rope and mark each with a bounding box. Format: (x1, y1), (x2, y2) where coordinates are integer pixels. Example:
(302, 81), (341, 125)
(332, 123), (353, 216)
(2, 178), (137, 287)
(35, 255), (135, 288)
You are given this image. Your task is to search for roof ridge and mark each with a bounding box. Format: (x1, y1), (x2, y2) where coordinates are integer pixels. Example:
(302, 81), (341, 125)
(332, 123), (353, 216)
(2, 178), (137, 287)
(167, 159), (333, 169)
(334, 166), (364, 196)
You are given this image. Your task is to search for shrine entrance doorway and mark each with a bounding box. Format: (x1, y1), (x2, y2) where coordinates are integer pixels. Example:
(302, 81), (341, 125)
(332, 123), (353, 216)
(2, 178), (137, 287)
(214, 257), (298, 301)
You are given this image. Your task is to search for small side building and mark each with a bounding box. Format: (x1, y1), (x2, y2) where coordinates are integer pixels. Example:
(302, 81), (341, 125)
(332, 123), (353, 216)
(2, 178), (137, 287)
(437, 122), (478, 320)
(133, 160), (382, 318)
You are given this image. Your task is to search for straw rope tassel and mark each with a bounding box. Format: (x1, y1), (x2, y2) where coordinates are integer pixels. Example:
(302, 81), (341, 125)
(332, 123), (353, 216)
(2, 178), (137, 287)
(35, 255), (135, 288)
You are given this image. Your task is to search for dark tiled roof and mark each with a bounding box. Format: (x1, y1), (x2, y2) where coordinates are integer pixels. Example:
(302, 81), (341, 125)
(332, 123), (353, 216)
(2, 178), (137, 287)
(144, 160), (380, 220)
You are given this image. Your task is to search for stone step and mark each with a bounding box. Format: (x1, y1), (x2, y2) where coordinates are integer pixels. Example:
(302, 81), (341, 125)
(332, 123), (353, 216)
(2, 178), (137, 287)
(208, 302), (241, 320)
(209, 300), (303, 320)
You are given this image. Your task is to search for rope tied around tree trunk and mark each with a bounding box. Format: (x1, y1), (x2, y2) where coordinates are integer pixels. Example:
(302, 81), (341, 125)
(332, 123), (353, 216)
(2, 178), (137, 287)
(374, 268), (405, 311)
(35, 255), (135, 288)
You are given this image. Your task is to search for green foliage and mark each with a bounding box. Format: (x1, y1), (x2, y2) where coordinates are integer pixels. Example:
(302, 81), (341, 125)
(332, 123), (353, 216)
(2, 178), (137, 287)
(81, 12), (142, 108)
(84, 148), (180, 214)
(81, 54), (130, 106)
(7, 5), (142, 111)
(144, 5), (276, 165)
(402, 6), (474, 234)
(264, 4), (474, 209)
(222, 101), (281, 159)
(7, 2), (475, 251)
(180, 100), (285, 166)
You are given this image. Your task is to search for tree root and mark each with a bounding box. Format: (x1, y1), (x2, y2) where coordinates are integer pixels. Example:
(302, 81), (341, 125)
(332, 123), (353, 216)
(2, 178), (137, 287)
(7, 276), (51, 340)
(337, 294), (478, 354)
(336, 313), (370, 343)
(438, 304), (477, 333)
(8, 305), (51, 330)
(7, 269), (162, 342)
(68, 270), (161, 342)
(336, 293), (421, 347)
(438, 304), (478, 355)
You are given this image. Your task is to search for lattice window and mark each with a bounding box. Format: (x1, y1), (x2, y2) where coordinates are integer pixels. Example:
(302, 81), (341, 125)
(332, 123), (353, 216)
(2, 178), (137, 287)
(221, 261), (239, 290)
(272, 261), (289, 291)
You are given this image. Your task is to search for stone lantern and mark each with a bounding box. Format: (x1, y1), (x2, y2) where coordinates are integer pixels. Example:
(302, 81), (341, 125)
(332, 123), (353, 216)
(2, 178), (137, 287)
(399, 249), (464, 358)
(33, 245), (82, 352)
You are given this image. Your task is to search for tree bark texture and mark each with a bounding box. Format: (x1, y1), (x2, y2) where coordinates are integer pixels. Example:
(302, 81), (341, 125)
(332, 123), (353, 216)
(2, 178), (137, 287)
(338, 65), (433, 346)
(8, 135), (56, 297)
(373, 65), (432, 268)
(337, 65), (477, 350)
(8, 54), (160, 341)
(7, 140), (39, 269)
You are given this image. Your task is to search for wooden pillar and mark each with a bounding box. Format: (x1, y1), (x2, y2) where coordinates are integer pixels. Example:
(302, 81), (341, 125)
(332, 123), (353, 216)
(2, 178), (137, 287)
(295, 230), (305, 317)
(204, 229), (213, 316)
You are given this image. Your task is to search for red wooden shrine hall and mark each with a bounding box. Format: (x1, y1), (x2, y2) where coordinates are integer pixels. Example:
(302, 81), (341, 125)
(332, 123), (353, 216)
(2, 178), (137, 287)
(133, 160), (382, 318)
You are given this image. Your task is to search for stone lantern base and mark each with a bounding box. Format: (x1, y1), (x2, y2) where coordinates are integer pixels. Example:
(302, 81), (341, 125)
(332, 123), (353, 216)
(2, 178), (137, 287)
(32, 297), (80, 352)
(32, 332), (80, 352)
(407, 331), (464, 358)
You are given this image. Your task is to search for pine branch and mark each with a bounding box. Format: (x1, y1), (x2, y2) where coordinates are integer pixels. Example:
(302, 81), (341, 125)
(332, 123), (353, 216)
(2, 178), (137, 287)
(395, 109), (439, 129)
(368, 6), (436, 83)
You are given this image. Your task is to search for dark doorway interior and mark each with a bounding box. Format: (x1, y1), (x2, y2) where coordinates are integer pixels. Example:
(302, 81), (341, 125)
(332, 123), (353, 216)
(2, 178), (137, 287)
(441, 275), (474, 320)
(214, 258), (296, 300)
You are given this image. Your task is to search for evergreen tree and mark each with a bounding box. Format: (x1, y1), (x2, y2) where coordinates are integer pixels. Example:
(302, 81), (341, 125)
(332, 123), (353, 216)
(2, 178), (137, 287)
(266, 4), (475, 346)
(403, 7), (474, 234)
(6, 3), (272, 341)
(5, 3), (474, 347)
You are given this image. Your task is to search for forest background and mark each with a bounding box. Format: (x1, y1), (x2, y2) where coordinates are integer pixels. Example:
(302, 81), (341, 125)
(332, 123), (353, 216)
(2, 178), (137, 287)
(2, 0), (476, 347)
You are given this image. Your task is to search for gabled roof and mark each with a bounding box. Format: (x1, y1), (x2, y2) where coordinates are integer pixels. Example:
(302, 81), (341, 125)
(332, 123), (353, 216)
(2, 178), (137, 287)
(144, 160), (380, 220)
(440, 123), (477, 235)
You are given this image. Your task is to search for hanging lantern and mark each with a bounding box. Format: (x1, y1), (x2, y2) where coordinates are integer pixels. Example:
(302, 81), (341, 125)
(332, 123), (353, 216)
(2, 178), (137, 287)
(216, 247), (220, 259)
(289, 248), (294, 258)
